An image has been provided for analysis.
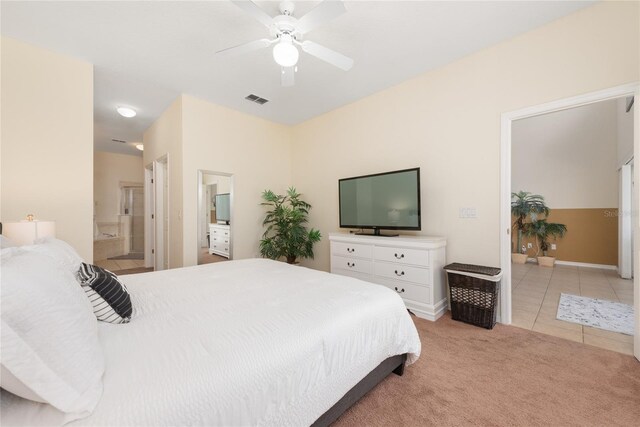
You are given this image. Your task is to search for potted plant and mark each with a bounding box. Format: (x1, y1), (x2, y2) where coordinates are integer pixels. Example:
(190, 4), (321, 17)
(511, 191), (549, 264)
(259, 187), (321, 264)
(523, 219), (567, 267)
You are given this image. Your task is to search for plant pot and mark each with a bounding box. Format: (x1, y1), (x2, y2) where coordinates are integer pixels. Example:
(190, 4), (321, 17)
(537, 256), (556, 268)
(511, 253), (528, 264)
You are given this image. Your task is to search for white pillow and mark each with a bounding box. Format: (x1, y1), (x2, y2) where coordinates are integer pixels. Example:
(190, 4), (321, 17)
(28, 237), (84, 275)
(0, 249), (104, 417)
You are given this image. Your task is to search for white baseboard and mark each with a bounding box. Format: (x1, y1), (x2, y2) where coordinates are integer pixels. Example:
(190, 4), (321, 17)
(523, 258), (617, 270)
(554, 260), (617, 270)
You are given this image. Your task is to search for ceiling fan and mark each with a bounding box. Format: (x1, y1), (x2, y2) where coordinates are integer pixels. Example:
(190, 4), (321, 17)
(217, 0), (354, 87)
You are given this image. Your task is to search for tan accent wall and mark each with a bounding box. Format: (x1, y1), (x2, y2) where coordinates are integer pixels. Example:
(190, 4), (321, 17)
(512, 209), (618, 266)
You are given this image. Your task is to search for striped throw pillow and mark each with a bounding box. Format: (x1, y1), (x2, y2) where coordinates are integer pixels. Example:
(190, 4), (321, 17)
(77, 263), (132, 324)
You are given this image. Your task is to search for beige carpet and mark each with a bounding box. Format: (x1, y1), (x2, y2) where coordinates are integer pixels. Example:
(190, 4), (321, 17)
(334, 314), (640, 426)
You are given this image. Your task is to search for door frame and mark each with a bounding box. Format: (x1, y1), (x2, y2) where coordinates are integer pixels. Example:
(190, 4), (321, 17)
(197, 169), (234, 263)
(500, 82), (639, 359)
(144, 164), (154, 269)
(154, 156), (169, 270)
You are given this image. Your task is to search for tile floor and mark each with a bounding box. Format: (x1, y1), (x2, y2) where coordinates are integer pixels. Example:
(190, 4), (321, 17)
(511, 262), (634, 356)
(95, 258), (145, 271)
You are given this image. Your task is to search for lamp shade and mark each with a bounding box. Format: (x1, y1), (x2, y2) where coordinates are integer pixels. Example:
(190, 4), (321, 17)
(3, 221), (56, 246)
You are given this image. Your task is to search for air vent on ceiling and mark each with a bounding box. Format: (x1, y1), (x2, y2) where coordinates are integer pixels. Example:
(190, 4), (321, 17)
(245, 94), (269, 105)
(111, 138), (127, 144)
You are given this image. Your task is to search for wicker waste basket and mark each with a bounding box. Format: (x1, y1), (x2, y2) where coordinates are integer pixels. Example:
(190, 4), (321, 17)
(444, 263), (503, 329)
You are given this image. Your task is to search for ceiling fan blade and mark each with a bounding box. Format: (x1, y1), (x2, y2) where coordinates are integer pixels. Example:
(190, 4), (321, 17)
(231, 0), (274, 28)
(281, 66), (295, 87)
(216, 38), (272, 56)
(296, 0), (346, 34)
(301, 40), (353, 71)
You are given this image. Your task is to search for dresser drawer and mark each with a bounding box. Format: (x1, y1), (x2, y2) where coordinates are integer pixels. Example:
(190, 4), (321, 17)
(332, 268), (372, 283)
(212, 235), (230, 245)
(374, 262), (431, 285)
(331, 256), (372, 275)
(210, 227), (230, 237)
(331, 241), (372, 259)
(382, 281), (431, 305)
(374, 246), (429, 266)
(211, 243), (229, 253)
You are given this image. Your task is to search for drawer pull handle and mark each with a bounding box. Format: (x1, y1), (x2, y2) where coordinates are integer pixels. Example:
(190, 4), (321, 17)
(347, 262), (355, 268)
(347, 247), (355, 253)
(394, 287), (405, 293)
(394, 253), (404, 259)
(394, 270), (405, 276)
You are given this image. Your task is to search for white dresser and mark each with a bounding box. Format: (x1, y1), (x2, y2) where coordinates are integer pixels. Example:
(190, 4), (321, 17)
(209, 223), (231, 258)
(329, 233), (447, 321)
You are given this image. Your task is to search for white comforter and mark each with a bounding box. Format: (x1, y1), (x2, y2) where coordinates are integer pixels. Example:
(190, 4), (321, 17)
(4, 259), (421, 426)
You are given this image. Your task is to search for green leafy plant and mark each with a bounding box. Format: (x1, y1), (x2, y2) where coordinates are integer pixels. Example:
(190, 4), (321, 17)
(523, 219), (567, 256)
(259, 187), (321, 264)
(511, 191), (549, 253)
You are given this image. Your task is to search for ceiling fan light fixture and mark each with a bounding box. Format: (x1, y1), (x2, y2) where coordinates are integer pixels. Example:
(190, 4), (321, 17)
(272, 34), (299, 67)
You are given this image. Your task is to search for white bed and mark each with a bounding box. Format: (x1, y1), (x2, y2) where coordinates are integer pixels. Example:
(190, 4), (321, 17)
(2, 258), (421, 426)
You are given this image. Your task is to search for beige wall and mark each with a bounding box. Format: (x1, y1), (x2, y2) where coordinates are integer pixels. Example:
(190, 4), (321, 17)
(181, 95), (292, 266)
(94, 151), (144, 223)
(1, 37), (94, 261)
(290, 1), (639, 272)
(512, 100), (619, 209)
(143, 97), (184, 269)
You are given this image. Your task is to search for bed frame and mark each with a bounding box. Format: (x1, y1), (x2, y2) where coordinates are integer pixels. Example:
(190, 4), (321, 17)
(312, 353), (407, 427)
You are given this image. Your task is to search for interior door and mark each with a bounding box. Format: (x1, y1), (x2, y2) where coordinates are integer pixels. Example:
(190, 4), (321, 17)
(154, 159), (166, 271)
(144, 166), (154, 269)
(619, 163), (633, 279)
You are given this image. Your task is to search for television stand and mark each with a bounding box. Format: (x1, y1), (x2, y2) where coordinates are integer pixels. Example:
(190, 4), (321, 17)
(355, 230), (399, 237)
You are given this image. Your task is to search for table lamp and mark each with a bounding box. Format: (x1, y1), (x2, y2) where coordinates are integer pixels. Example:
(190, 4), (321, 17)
(2, 215), (56, 245)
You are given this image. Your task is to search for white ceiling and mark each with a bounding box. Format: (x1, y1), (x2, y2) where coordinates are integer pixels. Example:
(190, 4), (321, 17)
(1, 1), (594, 157)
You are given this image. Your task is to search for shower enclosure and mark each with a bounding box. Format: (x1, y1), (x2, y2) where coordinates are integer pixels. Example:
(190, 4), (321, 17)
(121, 186), (144, 255)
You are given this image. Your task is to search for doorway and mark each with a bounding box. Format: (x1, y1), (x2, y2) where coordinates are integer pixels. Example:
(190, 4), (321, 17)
(144, 155), (169, 271)
(197, 170), (233, 265)
(501, 83), (639, 360)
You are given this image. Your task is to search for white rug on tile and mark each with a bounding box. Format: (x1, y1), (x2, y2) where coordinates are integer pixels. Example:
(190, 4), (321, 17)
(557, 293), (634, 335)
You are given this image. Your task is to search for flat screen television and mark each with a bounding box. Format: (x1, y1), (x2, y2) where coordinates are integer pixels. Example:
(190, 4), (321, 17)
(215, 193), (231, 224)
(339, 168), (420, 236)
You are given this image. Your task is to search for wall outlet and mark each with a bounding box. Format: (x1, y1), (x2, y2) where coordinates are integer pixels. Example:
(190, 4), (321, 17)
(527, 243), (532, 248)
(551, 243), (557, 250)
(459, 207), (477, 219)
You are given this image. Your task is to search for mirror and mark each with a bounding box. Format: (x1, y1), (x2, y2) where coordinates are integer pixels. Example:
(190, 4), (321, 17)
(197, 170), (233, 265)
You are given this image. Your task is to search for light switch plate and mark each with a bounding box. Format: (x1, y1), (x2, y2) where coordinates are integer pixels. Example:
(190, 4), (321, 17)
(459, 207), (477, 218)
(551, 243), (556, 250)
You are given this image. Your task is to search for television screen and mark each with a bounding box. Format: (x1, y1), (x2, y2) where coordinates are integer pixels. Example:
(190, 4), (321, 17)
(339, 168), (420, 234)
(215, 193), (231, 223)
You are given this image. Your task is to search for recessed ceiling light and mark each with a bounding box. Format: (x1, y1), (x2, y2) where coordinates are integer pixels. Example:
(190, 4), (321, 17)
(117, 106), (136, 118)
(135, 144), (144, 151)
